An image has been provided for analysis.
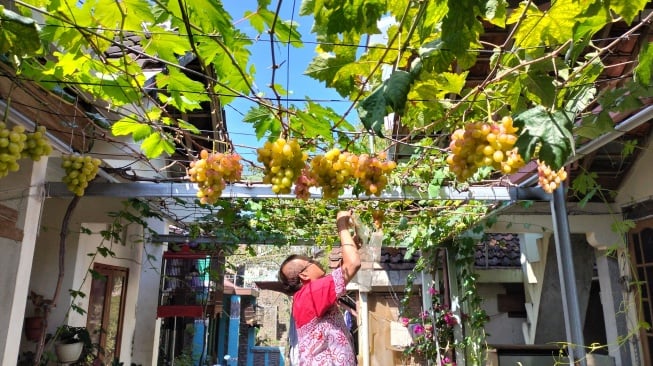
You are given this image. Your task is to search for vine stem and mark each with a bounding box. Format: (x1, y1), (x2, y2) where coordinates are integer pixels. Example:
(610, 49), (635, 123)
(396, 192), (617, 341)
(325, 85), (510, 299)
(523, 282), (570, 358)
(34, 195), (81, 364)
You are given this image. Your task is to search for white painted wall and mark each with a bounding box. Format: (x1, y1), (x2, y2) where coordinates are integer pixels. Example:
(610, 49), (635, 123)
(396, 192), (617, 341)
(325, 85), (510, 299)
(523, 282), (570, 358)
(20, 195), (159, 365)
(616, 138), (653, 206)
(69, 222), (143, 365)
(479, 284), (526, 345)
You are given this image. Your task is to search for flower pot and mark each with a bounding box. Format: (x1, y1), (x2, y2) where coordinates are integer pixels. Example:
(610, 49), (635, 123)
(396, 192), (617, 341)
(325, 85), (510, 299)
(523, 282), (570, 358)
(55, 342), (83, 363)
(24, 316), (45, 342)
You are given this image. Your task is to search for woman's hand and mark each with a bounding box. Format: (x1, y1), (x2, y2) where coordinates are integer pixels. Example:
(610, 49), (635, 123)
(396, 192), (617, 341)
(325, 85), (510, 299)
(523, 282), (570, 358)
(336, 210), (352, 231)
(337, 210), (361, 283)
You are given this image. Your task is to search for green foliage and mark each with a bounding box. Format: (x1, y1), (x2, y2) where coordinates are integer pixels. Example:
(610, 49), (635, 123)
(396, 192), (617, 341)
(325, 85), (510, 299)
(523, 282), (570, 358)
(2, 2), (652, 362)
(513, 106), (574, 170)
(0, 7), (41, 57)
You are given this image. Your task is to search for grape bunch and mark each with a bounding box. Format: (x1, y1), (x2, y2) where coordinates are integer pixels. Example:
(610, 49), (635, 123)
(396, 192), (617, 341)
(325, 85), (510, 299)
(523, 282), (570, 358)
(537, 160), (568, 193)
(23, 126), (52, 161)
(0, 122), (27, 178)
(446, 116), (525, 181)
(294, 166), (317, 200)
(187, 150), (242, 205)
(309, 148), (357, 199)
(257, 138), (307, 194)
(353, 152), (397, 196)
(61, 154), (102, 196)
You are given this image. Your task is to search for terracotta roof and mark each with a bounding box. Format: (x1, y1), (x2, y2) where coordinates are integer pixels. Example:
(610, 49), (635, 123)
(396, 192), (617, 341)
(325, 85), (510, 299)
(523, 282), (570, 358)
(327, 233), (522, 270)
(475, 233), (521, 268)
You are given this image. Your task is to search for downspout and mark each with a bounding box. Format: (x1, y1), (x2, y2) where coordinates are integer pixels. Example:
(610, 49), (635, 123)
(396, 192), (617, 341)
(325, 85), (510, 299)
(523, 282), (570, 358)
(359, 292), (370, 366)
(512, 105), (653, 362)
(550, 185), (586, 366)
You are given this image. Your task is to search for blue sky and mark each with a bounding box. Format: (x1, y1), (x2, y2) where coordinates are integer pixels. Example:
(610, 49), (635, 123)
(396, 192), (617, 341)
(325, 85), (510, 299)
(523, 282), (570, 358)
(222, 1), (349, 164)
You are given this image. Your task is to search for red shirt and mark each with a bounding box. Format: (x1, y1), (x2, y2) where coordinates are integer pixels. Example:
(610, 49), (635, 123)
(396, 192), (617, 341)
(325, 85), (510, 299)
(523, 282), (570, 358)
(292, 267), (356, 365)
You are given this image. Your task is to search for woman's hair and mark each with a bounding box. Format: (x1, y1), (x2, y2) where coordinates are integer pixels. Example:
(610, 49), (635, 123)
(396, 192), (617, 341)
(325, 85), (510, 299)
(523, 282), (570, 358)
(278, 254), (311, 294)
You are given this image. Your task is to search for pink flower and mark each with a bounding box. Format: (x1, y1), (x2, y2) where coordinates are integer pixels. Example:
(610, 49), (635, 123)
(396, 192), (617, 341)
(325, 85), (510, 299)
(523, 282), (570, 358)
(441, 356), (456, 366)
(400, 317), (410, 327)
(444, 312), (458, 327)
(428, 286), (438, 295)
(420, 310), (429, 319)
(412, 324), (425, 335)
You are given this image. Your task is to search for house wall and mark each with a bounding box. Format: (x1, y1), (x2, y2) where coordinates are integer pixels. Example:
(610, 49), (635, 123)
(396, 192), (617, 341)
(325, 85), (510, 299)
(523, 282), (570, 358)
(1, 158), (47, 365)
(479, 283), (525, 345)
(616, 137), (653, 206)
(21, 196), (153, 365)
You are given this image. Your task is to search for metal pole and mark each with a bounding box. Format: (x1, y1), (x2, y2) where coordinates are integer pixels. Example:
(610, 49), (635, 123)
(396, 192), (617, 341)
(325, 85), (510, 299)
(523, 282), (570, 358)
(550, 185), (586, 365)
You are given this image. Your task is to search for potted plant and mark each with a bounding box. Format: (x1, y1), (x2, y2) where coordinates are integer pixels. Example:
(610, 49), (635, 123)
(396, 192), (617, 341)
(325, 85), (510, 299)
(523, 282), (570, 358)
(54, 325), (92, 364)
(24, 291), (51, 342)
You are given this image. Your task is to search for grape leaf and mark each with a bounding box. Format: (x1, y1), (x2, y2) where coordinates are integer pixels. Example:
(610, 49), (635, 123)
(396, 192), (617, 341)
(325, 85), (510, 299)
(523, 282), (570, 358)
(513, 106), (574, 170)
(508, 1), (582, 49)
(610, 0), (651, 25)
(520, 72), (556, 108)
(483, 0), (508, 27)
(252, 8), (302, 47)
(419, 39), (455, 73)
(155, 68), (210, 112)
(357, 69), (414, 137)
(141, 132), (176, 159)
(305, 51), (357, 97)
(243, 105), (282, 140)
(0, 8), (41, 57)
(634, 41), (652, 86)
(576, 110), (614, 139)
(112, 117), (153, 142)
(442, 0), (483, 57)
(291, 109), (334, 141)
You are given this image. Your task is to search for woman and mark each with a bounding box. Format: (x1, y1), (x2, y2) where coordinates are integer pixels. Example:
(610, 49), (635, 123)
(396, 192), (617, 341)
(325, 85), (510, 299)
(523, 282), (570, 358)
(279, 210), (361, 365)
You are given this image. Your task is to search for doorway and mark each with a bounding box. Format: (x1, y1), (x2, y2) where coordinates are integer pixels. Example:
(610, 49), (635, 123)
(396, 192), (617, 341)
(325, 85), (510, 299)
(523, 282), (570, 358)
(86, 263), (129, 363)
(629, 218), (653, 365)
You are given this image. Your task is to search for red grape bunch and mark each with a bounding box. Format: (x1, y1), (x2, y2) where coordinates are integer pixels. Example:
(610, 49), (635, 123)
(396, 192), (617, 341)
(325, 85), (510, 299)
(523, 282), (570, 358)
(537, 160), (568, 193)
(188, 150), (243, 205)
(294, 166), (317, 200)
(352, 152), (397, 196)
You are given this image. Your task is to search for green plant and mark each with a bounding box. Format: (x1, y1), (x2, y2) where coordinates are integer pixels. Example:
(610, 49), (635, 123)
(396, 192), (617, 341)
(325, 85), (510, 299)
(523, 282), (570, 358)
(56, 325), (90, 345)
(54, 325), (97, 364)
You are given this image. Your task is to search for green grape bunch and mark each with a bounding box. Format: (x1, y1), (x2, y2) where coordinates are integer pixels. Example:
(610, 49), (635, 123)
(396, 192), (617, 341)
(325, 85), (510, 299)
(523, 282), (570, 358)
(446, 116), (525, 182)
(309, 148), (357, 199)
(188, 150), (243, 205)
(61, 154), (102, 196)
(0, 122), (27, 178)
(257, 138), (307, 194)
(23, 126), (53, 161)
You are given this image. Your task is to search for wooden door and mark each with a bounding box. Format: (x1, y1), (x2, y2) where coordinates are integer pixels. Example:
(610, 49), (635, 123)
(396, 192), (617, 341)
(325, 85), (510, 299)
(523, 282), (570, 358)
(629, 218), (653, 365)
(86, 263), (129, 364)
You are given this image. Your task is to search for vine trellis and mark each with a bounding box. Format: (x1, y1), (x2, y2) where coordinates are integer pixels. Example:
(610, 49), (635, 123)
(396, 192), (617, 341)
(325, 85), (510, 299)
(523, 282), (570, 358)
(1, 0), (652, 365)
